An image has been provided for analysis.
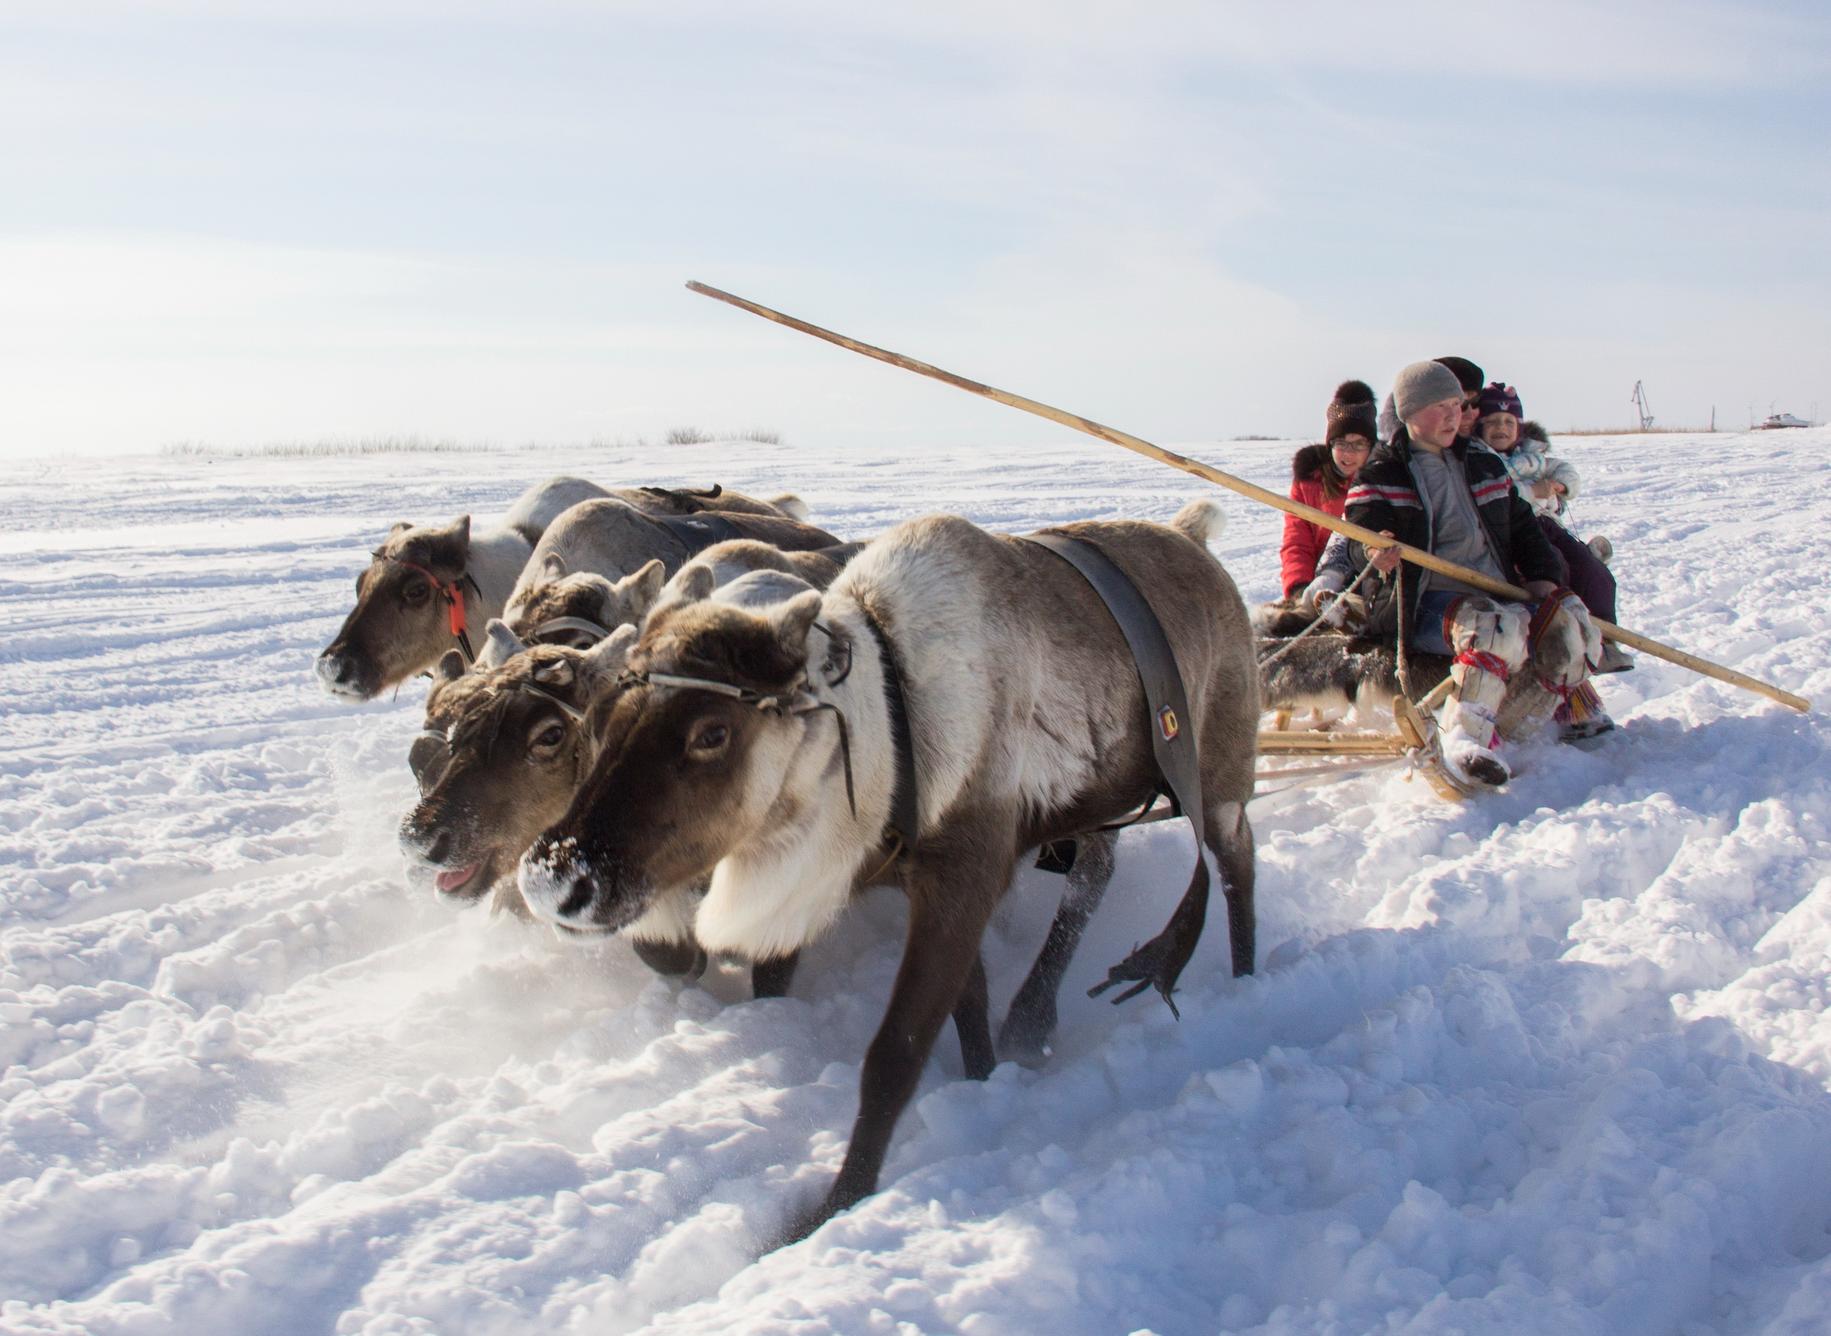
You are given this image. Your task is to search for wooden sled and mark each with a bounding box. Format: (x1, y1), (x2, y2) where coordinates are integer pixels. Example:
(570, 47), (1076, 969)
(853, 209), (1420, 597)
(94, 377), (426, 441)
(1254, 677), (1470, 802)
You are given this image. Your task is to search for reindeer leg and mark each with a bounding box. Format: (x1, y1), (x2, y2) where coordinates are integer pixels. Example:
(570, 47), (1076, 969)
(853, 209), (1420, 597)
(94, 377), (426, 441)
(778, 844), (1005, 1246)
(1210, 800), (1256, 978)
(999, 830), (1117, 1064)
(953, 954), (995, 1080)
(1088, 806), (1252, 1009)
(751, 951), (799, 999)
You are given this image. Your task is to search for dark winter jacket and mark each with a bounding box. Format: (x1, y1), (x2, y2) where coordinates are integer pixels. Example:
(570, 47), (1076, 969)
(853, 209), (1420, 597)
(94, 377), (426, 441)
(1279, 443), (1349, 597)
(1343, 429), (1564, 642)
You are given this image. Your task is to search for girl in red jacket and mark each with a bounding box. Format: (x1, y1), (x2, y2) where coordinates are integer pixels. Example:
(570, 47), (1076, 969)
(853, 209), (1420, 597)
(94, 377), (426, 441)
(1279, 379), (1378, 599)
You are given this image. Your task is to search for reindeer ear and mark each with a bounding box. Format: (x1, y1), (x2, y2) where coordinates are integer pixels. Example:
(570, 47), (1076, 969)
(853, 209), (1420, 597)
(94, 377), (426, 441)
(420, 515), (473, 567)
(668, 563), (717, 605)
(388, 520), (414, 540)
(769, 589), (824, 654)
(561, 572), (617, 616)
(617, 559), (666, 619)
(532, 656), (575, 688)
(476, 618), (527, 670)
(581, 622), (639, 678)
(435, 649), (467, 682)
(541, 551), (567, 579)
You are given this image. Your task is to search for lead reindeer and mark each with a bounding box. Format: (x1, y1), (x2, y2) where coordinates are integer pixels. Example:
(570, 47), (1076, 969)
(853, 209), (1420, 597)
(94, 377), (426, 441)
(316, 480), (810, 700)
(518, 499), (1260, 1242)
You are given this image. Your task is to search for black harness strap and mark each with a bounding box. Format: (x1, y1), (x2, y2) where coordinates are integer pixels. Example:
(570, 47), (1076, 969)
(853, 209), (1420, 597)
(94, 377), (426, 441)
(640, 483), (723, 505)
(657, 512), (743, 554)
(1024, 532), (1210, 1018)
(861, 610), (920, 858)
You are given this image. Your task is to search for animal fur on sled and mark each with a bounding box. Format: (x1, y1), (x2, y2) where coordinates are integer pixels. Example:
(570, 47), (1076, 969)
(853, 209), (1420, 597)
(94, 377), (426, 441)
(1255, 597), (1452, 718)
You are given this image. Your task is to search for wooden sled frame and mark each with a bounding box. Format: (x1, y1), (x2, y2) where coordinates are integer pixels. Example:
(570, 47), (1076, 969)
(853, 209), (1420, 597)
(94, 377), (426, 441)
(1255, 676), (1471, 802)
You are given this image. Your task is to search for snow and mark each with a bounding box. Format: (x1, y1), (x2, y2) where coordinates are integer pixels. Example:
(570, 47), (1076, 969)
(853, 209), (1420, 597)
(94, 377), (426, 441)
(3, 429), (1830, 1334)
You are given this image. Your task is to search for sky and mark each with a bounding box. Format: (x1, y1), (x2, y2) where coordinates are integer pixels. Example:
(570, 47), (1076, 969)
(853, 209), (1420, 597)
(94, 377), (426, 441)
(2, 0), (1828, 461)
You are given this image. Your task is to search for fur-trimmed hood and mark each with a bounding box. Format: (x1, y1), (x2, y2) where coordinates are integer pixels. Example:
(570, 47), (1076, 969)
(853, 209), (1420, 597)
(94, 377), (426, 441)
(1290, 442), (1334, 483)
(1521, 420), (1552, 448)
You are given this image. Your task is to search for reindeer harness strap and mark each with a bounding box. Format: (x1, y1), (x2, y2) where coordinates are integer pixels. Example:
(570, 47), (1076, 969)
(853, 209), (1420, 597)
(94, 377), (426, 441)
(617, 613), (916, 877)
(1025, 532), (1209, 1018)
(656, 512), (744, 553)
(860, 611), (921, 859)
(528, 615), (615, 647)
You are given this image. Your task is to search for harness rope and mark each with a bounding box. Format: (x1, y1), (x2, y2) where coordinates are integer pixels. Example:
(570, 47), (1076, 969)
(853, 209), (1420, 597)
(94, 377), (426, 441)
(1395, 559), (1413, 701)
(409, 678), (591, 791)
(618, 618), (867, 823)
(1255, 556), (1381, 669)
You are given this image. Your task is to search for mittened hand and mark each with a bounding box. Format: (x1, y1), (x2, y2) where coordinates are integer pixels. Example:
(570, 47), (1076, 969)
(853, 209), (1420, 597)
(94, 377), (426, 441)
(1560, 594), (1604, 668)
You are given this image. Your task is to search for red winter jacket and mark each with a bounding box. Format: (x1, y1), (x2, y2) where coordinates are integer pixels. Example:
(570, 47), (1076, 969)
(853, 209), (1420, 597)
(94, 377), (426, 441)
(1279, 444), (1346, 597)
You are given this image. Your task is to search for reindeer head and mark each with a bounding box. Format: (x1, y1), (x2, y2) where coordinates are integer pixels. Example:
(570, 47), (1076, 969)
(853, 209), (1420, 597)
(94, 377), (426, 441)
(503, 557), (665, 649)
(515, 585), (837, 935)
(398, 622), (637, 906)
(317, 516), (473, 700)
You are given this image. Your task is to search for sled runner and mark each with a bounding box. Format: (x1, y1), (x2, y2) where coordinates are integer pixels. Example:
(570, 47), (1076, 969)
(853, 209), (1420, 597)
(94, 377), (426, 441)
(1253, 687), (1470, 802)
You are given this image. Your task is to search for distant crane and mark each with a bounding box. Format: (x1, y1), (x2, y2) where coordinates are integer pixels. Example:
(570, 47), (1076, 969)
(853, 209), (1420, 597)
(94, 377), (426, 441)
(1631, 380), (1655, 431)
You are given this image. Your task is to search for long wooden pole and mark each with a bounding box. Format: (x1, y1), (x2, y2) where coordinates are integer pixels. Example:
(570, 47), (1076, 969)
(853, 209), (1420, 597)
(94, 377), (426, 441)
(687, 281), (1810, 714)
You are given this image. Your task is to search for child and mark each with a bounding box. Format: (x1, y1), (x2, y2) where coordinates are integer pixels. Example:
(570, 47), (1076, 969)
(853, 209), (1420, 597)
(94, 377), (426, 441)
(1476, 383), (1631, 676)
(1278, 379), (1379, 600)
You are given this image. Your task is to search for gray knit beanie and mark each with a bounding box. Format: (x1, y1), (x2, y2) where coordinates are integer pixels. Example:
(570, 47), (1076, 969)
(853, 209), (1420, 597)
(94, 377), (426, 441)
(1391, 360), (1466, 423)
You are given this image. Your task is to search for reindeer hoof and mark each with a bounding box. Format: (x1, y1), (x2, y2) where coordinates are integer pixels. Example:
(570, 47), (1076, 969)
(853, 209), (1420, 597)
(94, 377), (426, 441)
(771, 1181), (860, 1251)
(631, 937), (709, 981)
(1088, 936), (1183, 1019)
(996, 999), (1058, 1068)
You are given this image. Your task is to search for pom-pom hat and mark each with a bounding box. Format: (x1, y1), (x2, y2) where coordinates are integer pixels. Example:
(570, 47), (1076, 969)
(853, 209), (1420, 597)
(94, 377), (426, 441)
(1325, 379), (1379, 445)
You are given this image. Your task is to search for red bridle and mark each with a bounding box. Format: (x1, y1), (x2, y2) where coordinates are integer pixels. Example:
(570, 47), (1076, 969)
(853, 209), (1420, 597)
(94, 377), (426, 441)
(382, 556), (481, 663)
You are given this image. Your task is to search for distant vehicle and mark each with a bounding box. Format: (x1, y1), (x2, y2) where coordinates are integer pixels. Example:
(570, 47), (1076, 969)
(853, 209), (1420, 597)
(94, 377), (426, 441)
(1755, 412), (1811, 429)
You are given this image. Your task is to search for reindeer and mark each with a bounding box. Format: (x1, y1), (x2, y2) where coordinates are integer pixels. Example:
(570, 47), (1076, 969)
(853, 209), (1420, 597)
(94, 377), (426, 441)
(517, 500), (1259, 1242)
(402, 545), (1120, 1065)
(507, 539), (851, 650)
(498, 499), (840, 645)
(400, 551), (851, 939)
(315, 480), (810, 700)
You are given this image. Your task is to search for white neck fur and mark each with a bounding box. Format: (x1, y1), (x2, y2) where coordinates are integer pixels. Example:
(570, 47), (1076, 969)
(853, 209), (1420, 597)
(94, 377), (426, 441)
(690, 598), (900, 959)
(464, 528), (535, 623)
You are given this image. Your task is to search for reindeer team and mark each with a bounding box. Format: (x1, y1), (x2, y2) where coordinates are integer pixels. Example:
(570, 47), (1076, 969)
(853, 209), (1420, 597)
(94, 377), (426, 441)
(320, 472), (1266, 1242)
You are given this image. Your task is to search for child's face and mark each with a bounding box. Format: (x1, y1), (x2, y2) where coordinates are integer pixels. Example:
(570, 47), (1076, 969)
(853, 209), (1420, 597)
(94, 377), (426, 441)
(1329, 433), (1373, 477)
(1480, 412), (1520, 452)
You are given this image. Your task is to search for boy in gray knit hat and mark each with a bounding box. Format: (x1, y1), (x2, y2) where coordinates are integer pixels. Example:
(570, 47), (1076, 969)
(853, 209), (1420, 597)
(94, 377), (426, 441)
(1343, 361), (1602, 788)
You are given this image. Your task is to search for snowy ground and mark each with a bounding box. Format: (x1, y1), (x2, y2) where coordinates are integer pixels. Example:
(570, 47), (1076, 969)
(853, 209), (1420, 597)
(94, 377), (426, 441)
(3, 428), (1830, 1335)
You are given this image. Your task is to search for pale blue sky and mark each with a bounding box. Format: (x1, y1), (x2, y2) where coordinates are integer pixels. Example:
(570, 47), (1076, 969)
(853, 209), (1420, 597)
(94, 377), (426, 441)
(3, 0), (1827, 459)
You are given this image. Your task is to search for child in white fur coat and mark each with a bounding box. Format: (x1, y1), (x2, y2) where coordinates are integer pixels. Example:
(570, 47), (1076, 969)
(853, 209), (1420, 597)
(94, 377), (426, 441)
(1476, 383), (1582, 524)
(1476, 382), (1631, 677)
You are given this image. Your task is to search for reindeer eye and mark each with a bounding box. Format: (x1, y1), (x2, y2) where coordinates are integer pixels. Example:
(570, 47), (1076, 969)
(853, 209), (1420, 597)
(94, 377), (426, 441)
(528, 720), (568, 755)
(403, 580), (430, 603)
(687, 722), (729, 756)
